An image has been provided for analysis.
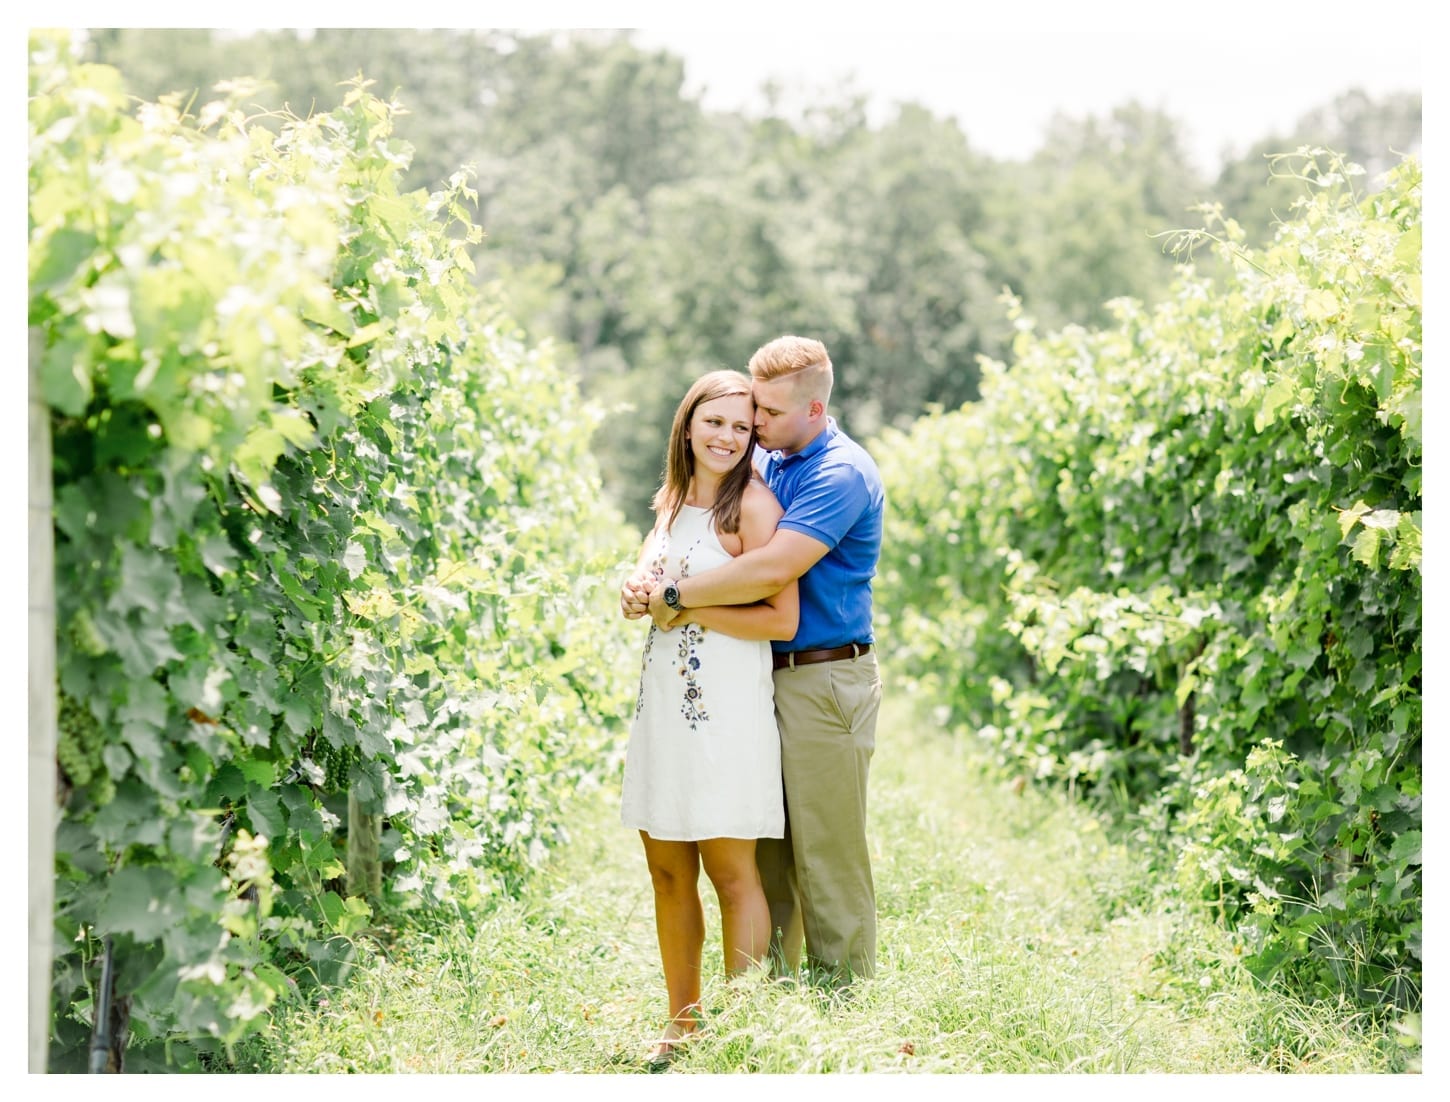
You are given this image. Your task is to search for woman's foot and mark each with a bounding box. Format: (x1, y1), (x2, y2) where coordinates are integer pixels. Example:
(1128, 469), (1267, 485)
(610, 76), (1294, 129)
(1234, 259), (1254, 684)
(643, 1039), (681, 1072)
(644, 1010), (702, 1071)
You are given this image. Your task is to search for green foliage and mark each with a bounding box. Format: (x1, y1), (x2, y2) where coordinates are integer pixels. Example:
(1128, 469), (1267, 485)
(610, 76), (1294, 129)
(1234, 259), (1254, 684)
(876, 150), (1421, 1010)
(31, 31), (636, 1067)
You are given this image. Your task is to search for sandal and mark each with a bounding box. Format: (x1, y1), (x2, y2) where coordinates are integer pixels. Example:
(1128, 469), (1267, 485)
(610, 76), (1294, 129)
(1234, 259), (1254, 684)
(644, 1040), (681, 1072)
(643, 1009), (703, 1072)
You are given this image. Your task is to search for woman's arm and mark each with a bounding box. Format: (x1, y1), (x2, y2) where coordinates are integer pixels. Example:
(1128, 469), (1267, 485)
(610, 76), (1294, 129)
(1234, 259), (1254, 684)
(677, 482), (799, 641)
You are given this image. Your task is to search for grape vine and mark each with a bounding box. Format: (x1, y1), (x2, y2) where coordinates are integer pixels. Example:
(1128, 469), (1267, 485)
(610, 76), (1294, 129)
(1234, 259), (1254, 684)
(31, 31), (637, 1069)
(876, 150), (1421, 1010)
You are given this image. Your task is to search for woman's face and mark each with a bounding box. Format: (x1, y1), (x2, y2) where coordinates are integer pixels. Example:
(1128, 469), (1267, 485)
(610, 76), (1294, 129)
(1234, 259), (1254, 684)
(686, 392), (755, 480)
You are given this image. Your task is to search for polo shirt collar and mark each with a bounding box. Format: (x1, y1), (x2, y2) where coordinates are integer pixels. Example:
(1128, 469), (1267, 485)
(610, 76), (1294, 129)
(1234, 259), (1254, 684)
(773, 417), (837, 467)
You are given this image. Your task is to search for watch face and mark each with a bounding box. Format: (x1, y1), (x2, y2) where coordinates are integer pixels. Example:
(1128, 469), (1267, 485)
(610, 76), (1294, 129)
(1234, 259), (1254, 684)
(664, 584), (680, 609)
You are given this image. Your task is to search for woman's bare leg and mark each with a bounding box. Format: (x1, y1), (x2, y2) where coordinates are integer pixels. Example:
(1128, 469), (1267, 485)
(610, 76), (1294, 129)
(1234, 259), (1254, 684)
(699, 837), (770, 975)
(640, 832), (704, 1042)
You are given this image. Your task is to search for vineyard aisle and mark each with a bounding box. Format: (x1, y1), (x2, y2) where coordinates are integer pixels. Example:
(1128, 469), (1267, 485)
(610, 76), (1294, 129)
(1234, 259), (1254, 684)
(247, 690), (1406, 1076)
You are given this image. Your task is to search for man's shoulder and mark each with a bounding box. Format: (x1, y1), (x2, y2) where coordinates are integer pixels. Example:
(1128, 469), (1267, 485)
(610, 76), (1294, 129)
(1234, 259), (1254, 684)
(816, 428), (882, 484)
(789, 446), (883, 515)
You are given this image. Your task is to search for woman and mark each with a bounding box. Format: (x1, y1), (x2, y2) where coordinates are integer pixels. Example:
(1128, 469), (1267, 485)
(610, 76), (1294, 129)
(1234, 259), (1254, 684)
(620, 370), (798, 1066)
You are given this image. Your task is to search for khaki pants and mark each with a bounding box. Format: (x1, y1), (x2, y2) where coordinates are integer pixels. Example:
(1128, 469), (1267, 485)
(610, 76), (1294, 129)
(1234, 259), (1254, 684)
(757, 650), (881, 982)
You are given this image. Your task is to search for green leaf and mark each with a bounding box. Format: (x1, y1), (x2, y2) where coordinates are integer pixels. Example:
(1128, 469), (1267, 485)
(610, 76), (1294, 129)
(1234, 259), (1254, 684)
(121, 719), (165, 764)
(347, 319), (390, 348)
(318, 889), (346, 930)
(1302, 288), (1338, 322)
(246, 789), (286, 842)
(118, 677), (168, 729)
(1349, 527), (1382, 569)
(1388, 830), (1422, 867)
(300, 292), (353, 335)
(99, 867), (177, 941)
(30, 226), (97, 294)
(271, 411), (317, 449)
(1255, 374), (1296, 432)
(342, 541), (368, 579)
(318, 890), (372, 935)
(107, 543), (184, 618)
(97, 616), (184, 678)
(1359, 508), (1401, 531)
(252, 962), (294, 999)
(238, 760), (276, 787)
(282, 692), (315, 738)
(206, 763), (247, 803)
(1337, 500), (1371, 538)
(277, 568), (325, 620)
(199, 533), (239, 577)
(233, 425), (288, 488)
(91, 780), (167, 848)
(132, 266), (211, 351)
(41, 332), (93, 416)
(1394, 224), (1421, 269)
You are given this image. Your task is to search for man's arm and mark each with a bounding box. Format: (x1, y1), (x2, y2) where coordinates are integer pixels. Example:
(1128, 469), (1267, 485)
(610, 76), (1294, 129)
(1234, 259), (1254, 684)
(649, 526), (829, 622)
(664, 482), (800, 638)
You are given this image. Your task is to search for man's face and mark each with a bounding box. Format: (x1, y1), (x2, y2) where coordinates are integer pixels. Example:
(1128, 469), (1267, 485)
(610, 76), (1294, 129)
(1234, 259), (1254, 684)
(751, 376), (813, 454)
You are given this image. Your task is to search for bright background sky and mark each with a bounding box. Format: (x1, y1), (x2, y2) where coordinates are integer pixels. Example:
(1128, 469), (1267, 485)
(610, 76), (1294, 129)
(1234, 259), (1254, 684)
(631, 26), (1421, 177)
(18, 2), (1426, 179)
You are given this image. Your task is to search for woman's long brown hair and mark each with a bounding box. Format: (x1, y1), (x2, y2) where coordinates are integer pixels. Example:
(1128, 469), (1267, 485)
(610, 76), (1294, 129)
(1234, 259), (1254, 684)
(650, 369), (759, 536)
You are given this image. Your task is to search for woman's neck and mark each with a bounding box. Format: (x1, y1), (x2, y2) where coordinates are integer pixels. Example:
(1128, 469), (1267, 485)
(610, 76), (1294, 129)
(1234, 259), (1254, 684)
(685, 473), (723, 509)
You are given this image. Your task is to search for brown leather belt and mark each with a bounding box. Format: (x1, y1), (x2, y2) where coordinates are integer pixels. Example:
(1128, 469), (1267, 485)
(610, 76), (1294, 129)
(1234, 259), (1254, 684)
(773, 642), (871, 670)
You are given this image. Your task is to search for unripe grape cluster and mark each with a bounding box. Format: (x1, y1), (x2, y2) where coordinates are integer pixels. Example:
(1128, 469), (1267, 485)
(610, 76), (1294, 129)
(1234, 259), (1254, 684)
(56, 692), (113, 804)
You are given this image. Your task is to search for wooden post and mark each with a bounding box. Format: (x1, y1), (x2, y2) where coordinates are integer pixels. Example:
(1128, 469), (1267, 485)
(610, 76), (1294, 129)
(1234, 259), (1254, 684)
(29, 326), (57, 1073)
(346, 785), (382, 903)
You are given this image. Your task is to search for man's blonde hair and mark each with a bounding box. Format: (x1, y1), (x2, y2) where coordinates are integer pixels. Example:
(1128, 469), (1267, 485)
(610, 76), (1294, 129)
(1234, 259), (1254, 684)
(748, 335), (833, 406)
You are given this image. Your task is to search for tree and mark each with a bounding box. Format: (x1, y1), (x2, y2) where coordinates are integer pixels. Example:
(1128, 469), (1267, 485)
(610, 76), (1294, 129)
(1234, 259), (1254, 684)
(815, 103), (1006, 430)
(983, 102), (1208, 331)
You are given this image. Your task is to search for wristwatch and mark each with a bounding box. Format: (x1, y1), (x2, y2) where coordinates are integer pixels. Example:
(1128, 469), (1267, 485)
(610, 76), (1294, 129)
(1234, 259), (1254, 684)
(662, 580), (684, 611)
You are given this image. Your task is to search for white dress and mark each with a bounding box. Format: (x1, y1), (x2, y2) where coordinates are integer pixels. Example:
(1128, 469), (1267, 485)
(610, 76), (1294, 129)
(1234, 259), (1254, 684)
(620, 504), (785, 841)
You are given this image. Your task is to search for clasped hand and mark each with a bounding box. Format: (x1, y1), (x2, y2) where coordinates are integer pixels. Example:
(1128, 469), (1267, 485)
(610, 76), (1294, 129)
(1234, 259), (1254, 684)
(619, 572), (683, 630)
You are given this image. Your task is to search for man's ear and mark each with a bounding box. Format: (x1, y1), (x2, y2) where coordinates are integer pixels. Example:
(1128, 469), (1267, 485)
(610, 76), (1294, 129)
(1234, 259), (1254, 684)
(809, 399), (824, 420)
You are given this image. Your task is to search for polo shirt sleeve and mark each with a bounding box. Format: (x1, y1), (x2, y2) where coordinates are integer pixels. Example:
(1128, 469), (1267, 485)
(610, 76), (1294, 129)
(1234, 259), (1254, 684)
(777, 460), (869, 550)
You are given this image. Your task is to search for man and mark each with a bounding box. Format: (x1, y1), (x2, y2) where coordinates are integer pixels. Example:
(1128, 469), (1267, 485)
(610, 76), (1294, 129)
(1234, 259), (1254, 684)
(622, 335), (884, 984)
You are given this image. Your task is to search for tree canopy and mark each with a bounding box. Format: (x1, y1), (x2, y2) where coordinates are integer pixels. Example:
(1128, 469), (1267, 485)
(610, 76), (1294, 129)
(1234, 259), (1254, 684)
(81, 28), (1421, 526)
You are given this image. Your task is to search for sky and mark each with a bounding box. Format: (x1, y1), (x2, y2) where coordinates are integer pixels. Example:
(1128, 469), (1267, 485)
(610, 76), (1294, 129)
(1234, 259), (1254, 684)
(631, 26), (1421, 177)
(15, 3), (1427, 179)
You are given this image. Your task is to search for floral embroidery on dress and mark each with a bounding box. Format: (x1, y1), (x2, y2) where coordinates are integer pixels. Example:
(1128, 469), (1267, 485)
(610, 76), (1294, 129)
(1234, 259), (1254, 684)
(633, 529), (669, 721)
(631, 518), (711, 727)
(676, 623), (708, 729)
(634, 623), (657, 720)
(669, 545), (711, 728)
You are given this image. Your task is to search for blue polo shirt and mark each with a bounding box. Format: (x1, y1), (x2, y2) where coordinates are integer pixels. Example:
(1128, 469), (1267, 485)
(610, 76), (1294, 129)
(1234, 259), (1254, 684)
(756, 419), (884, 652)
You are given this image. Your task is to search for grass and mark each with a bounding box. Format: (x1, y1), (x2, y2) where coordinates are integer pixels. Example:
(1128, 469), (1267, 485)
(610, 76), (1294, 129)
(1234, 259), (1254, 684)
(231, 691), (1415, 1076)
